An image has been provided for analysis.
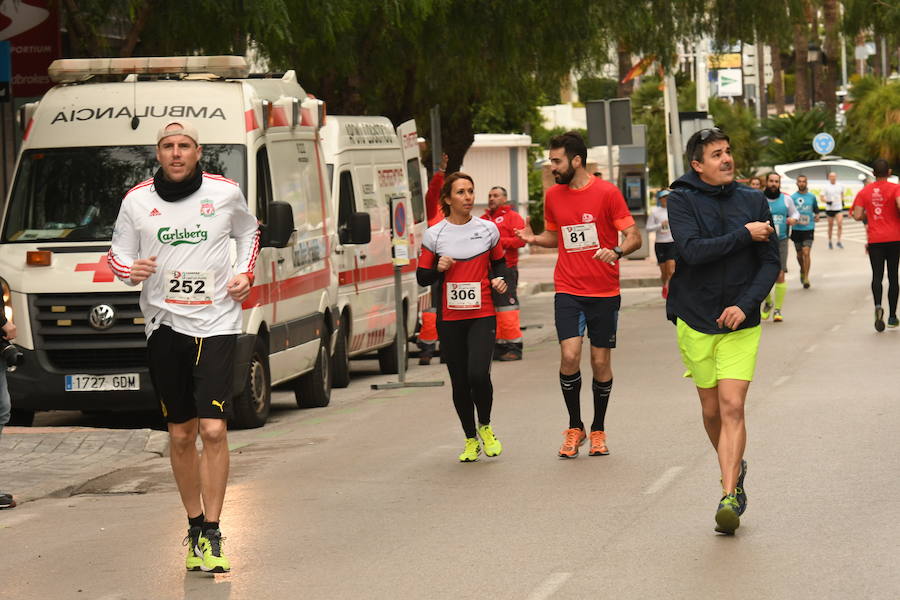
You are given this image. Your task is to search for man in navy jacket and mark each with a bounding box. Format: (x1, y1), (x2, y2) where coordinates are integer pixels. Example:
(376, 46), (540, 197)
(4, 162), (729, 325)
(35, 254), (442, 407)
(666, 127), (779, 535)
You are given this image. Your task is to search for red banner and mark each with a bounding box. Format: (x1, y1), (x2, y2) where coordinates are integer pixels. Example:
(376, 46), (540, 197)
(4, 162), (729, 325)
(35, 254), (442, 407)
(0, 0), (60, 97)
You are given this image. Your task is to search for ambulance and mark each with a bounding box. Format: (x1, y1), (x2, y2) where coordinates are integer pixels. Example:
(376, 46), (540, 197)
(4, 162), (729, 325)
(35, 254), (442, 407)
(320, 116), (429, 387)
(1, 56), (349, 428)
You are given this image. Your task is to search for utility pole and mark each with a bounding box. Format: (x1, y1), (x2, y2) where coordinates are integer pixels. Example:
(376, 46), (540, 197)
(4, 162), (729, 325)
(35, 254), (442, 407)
(663, 73), (684, 183)
(695, 38), (709, 113)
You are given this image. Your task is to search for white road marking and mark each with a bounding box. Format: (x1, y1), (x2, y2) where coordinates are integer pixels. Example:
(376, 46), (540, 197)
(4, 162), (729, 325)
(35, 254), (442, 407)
(644, 466), (685, 495)
(805, 344), (818, 353)
(774, 375), (790, 387)
(527, 572), (572, 600)
(830, 324), (841, 332)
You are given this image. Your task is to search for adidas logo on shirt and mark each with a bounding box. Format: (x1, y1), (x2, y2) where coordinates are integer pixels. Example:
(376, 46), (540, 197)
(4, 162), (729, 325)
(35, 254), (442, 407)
(149, 208), (161, 217)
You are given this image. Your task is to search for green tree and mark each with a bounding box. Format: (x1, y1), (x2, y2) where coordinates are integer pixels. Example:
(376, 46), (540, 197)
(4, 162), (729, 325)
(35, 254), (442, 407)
(843, 79), (900, 167)
(61, 0), (293, 58)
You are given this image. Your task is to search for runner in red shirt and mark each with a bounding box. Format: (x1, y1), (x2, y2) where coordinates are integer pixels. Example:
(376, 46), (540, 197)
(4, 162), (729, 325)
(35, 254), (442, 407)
(851, 158), (900, 331)
(516, 132), (641, 458)
(482, 186), (526, 360)
(417, 172), (510, 462)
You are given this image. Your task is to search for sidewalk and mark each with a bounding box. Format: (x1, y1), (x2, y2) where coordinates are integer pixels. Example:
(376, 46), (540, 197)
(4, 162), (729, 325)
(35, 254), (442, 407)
(0, 426), (168, 504)
(517, 250), (662, 296)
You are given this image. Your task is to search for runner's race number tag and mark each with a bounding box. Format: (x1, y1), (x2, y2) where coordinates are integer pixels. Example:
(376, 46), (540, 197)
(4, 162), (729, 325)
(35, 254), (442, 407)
(447, 282), (481, 310)
(165, 270), (213, 305)
(799, 214), (810, 225)
(561, 223), (600, 253)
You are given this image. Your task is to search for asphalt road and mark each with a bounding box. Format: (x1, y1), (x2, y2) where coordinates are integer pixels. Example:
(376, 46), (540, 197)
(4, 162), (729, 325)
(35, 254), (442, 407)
(2, 220), (898, 599)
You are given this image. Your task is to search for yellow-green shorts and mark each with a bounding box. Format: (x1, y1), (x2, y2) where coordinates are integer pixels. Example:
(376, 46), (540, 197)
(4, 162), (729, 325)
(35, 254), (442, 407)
(676, 319), (761, 389)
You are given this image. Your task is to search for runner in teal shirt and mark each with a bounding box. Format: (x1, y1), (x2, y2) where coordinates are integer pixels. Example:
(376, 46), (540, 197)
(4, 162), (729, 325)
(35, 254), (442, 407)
(790, 175), (819, 288)
(762, 173), (798, 321)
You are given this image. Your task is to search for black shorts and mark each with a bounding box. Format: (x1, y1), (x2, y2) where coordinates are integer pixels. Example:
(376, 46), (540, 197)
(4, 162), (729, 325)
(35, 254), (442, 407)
(825, 210), (842, 217)
(554, 293), (620, 348)
(790, 229), (814, 248)
(655, 242), (678, 263)
(147, 325), (236, 423)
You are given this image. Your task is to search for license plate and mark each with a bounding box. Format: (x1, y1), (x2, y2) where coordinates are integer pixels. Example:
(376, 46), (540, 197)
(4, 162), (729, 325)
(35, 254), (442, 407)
(65, 374), (140, 392)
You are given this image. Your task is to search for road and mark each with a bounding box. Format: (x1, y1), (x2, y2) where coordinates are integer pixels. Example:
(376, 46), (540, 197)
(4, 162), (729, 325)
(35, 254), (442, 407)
(2, 220), (898, 599)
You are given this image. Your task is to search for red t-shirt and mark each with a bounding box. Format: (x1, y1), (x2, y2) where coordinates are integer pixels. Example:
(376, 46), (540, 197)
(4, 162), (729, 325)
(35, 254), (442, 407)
(419, 218), (504, 320)
(481, 204), (526, 267)
(852, 181), (900, 244)
(544, 176), (635, 297)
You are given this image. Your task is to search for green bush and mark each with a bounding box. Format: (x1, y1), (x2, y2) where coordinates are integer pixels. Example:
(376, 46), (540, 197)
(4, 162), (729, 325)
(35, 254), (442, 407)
(577, 77), (619, 102)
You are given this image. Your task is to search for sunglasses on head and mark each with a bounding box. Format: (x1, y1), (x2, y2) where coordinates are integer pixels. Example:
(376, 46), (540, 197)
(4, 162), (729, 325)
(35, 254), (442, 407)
(698, 127), (723, 141)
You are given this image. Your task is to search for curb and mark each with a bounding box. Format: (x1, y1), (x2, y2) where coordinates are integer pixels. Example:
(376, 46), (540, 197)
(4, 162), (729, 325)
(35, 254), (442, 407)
(8, 428), (169, 506)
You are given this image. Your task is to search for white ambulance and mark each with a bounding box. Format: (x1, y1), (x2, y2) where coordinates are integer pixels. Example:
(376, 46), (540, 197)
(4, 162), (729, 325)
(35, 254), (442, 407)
(2, 56), (349, 428)
(320, 116), (429, 387)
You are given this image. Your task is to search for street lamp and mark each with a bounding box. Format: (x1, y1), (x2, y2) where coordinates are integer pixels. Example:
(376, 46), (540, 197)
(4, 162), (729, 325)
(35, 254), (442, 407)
(808, 42), (823, 107)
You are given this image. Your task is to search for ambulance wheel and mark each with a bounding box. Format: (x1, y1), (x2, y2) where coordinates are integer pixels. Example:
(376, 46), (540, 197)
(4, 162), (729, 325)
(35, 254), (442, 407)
(232, 336), (271, 429)
(8, 408), (34, 427)
(378, 314), (409, 375)
(295, 332), (332, 408)
(331, 322), (351, 389)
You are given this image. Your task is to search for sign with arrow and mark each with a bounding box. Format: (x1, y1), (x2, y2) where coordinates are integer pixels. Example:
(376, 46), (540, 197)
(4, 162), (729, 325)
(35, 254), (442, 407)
(714, 68), (743, 97)
(812, 132), (835, 156)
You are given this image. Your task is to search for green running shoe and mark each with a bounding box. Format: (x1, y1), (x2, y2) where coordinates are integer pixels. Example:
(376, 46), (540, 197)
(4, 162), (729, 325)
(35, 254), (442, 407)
(714, 494), (741, 534)
(888, 315), (899, 329)
(459, 437), (481, 462)
(199, 529), (230, 573)
(719, 460), (748, 515)
(761, 302), (772, 320)
(875, 307), (885, 332)
(478, 424), (502, 457)
(183, 526), (203, 571)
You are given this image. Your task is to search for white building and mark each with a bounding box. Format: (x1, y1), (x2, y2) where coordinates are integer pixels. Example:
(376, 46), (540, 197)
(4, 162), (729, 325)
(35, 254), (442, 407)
(460, 133), (533, 215)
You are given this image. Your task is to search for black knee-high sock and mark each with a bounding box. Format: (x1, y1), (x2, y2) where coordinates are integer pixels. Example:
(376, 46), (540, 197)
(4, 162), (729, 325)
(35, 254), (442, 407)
(591, 378), (613, 432)
(559, 372), (583, 430)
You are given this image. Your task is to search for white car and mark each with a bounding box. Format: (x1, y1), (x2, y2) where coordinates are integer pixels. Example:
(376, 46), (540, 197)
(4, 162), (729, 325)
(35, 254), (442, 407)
(774, 157), (898, 209)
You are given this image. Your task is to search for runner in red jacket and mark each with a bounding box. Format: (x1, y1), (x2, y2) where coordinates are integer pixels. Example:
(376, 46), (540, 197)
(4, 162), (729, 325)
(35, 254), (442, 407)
(482, 186), (526, 360)
(418, 154), (447, 364)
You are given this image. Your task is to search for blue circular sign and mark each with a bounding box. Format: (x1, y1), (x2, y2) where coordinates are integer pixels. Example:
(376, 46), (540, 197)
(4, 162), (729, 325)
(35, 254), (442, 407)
(813, 132), (835, 155)
(393, 201), (406, 238)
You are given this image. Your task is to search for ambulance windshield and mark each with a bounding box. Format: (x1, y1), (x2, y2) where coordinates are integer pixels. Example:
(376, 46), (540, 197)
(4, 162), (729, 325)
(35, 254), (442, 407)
(2, 144), (246, 243)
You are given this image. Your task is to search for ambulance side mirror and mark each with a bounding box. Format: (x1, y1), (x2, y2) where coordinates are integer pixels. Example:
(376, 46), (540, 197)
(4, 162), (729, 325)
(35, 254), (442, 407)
(261, 201), (295, 248)
(346, 212), (371, 244)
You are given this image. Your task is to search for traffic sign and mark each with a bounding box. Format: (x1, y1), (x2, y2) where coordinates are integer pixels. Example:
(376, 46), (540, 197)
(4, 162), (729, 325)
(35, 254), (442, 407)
(393, 200), (406, 238)
(813, 132), (835, 155)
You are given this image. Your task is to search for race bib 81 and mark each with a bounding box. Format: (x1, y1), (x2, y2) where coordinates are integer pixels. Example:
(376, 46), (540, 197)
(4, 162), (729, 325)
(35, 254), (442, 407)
(561, 223), (600, 253)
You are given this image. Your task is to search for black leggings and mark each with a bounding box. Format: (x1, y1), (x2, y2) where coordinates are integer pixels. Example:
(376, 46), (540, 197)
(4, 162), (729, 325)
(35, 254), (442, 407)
(868, 241), (900, 316)
(437, 316), (496, 438)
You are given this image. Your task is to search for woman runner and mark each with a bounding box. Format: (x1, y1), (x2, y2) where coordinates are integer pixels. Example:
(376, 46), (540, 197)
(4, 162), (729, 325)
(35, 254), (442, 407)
(417, 172), (510, 462)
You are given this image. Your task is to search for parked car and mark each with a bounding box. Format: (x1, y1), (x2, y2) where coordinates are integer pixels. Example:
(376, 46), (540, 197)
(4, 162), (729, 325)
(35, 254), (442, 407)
(774, 157), (898, 209)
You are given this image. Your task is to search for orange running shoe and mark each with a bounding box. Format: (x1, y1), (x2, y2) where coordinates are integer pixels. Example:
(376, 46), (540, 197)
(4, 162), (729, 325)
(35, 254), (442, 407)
(589, 431), (609, 456)
(558, 428), (586, 458)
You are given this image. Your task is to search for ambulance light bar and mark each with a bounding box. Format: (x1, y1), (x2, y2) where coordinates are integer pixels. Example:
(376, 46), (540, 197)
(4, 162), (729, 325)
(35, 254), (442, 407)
(48, 56), (250, 83)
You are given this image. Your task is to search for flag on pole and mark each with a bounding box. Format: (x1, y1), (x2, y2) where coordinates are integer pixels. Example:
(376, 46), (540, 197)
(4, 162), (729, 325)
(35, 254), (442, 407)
(621, 55), (656, 84)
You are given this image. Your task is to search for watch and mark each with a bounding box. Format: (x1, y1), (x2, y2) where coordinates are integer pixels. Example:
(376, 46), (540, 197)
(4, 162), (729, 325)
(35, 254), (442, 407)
(613, 246), (624, 259)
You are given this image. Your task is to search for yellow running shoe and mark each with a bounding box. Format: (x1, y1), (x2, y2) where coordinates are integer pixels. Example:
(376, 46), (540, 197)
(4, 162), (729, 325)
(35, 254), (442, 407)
(199, 529), (230, 573)
(459, 437), (481, 462)
(478, 424), (502, 457)
(183, 526), (203, 571)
